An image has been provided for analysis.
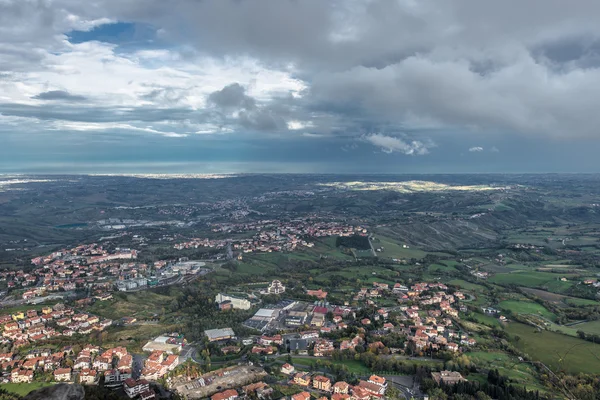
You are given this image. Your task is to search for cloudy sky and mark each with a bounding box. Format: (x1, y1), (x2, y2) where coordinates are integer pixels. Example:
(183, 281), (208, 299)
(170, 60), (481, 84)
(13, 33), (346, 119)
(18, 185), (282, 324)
(2, 0), (600, 173)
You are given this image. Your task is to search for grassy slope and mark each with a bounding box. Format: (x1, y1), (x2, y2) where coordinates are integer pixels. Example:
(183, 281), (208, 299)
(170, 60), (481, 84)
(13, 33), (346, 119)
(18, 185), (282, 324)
(505, 322), (600, 374)
(2, 382), (55, 396)
(498, 300), (556, 321)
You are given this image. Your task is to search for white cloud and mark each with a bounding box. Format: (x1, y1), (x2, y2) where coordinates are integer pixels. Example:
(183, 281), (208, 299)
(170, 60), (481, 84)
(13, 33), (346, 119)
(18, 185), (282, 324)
(287, 120), (314, 130)
(490, 146), (500, 152)
(4, 0), (600, 145)
(469, 146), (484, 152)
(364, 134), (430, 155)
(0, 40), (306, 137)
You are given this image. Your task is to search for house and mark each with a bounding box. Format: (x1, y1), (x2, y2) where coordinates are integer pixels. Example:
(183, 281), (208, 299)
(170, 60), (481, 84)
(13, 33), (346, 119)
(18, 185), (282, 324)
(432, 371), (466, 385)
(93, 356), (111, 371)
(332, 394), (350, 400)
(11, 369), (33, 383)
(350, 386), (371, 400)
(124, 378), (150, 398)
(281, 363), (295, 375)
(358, 380), (386, 397)
(53, 367), (72, 382)
(306, 289), (328, 299)
(291, 392), (310, 400)
(333, 381), (350, 394)
(313, 375), (331, 392)
(293, 372), (311, 387)
(313, 339), (335, 357)
(105, 369), (131, 384)
(368, 375), (386, 388)
(161, 354), (179, 372)
(259, 334), (283, 346)
(79, 368), (98, 384)
(243, 382), (268, 395)
(447, 343), (459, 352)
(211, 389), (238, 400)
(118, 354), (133, 370)
(74, 357), (91, 370)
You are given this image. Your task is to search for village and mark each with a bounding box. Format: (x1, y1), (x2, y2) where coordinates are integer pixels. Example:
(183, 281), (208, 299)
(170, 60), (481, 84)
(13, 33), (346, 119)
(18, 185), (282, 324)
(0, 244), (210, 304)
(0, 273), (487, 399)
(174, 220), (367, 254)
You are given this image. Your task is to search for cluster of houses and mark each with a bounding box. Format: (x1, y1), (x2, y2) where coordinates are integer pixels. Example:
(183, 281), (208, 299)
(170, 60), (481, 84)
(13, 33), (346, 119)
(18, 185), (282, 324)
(205, 370), (387, 400)
(0, 303), (112, 348)
(3, 243), (144, 301)
(140, 350), (180, 380)
(174, 220), (367, 254)
(247, 280), (477, 356)
(3, 344), (126, 383)
(285, 367), (387, 400)
(2, 338), (160, 399)
(353, 281), (477, 353)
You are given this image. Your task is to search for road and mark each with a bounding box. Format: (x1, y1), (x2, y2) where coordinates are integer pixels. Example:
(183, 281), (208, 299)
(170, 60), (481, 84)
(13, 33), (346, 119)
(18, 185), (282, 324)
(180, 343), (198, 363)
(385, 375), (422, 399)
(132, 354), (146, 379)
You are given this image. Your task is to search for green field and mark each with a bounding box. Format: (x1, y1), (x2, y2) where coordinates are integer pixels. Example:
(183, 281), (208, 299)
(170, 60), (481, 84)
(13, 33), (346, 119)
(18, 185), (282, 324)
(564, 297), (600, 306)
(372, 235), (427, 259)
(505, 322), (600, 374)
(428, 263), (459, 273)
(447, 279), (487, 292)
(472, 313), (502, 327)
(2, 382), (55, 396)
(489, 271), (576, 289)
(498, 300), (556, 320)
(569, 320), (600, 336)
(89, 291), (176, 320)
(466, 351), (546, 392)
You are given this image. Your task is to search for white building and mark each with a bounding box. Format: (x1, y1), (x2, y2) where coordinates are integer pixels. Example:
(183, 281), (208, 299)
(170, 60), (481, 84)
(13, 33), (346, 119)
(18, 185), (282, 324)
(267, 280), (285, 294)
(215, 293), (251, 310)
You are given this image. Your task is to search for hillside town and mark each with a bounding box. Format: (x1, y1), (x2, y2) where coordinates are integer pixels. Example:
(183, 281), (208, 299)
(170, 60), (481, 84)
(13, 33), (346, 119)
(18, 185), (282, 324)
(0, 244), (210, 303)
(174, 220), (367, 253)
(0, 274), (482, 399)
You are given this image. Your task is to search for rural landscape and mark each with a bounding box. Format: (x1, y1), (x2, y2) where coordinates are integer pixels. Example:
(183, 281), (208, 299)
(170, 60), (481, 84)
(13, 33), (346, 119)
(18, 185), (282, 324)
(0, 174), (599, 399)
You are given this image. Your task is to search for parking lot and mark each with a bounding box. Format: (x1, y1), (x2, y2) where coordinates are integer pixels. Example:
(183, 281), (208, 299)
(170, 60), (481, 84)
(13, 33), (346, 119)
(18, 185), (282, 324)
(171, 364), (267, 399)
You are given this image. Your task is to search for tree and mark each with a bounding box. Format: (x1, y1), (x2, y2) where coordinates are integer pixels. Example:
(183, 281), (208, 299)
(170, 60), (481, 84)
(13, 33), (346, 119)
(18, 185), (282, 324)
(427, 388), (448, 400)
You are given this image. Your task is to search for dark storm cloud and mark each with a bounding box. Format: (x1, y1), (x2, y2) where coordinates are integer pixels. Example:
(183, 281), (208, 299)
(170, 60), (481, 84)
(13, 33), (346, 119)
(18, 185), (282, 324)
(32, 90), (87, 102)
(208, 83), (256, 110)
(4, 0), (600, 158)
(207, 83), (287, 132)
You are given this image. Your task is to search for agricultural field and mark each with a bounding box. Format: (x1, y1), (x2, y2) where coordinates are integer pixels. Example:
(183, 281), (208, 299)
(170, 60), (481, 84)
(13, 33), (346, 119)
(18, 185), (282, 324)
(569, 320), (600, 336)
(505, 322), (600, 374)
(498, 300), (556, 320)
(447, 279), (487, 293)
(489, 270), (576, 289)
(371, 235), (427, 259)
(471, 313), (502, 327)
(428, 263), (459, 273)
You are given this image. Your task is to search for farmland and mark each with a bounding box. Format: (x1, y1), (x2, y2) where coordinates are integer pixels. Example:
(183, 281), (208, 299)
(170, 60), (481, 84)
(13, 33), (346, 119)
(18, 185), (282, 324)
(505, 322), (600, 374)
(569, 320), (600, 336)
(498, 300), (556, 320)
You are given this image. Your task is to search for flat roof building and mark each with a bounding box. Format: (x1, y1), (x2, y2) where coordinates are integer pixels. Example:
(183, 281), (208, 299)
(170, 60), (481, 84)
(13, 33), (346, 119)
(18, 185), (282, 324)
(205, 328), (235, 342)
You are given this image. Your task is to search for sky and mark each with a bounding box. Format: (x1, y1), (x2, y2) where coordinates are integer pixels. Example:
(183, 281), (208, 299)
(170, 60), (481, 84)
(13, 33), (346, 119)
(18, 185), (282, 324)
(2, 0), (600, 174)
